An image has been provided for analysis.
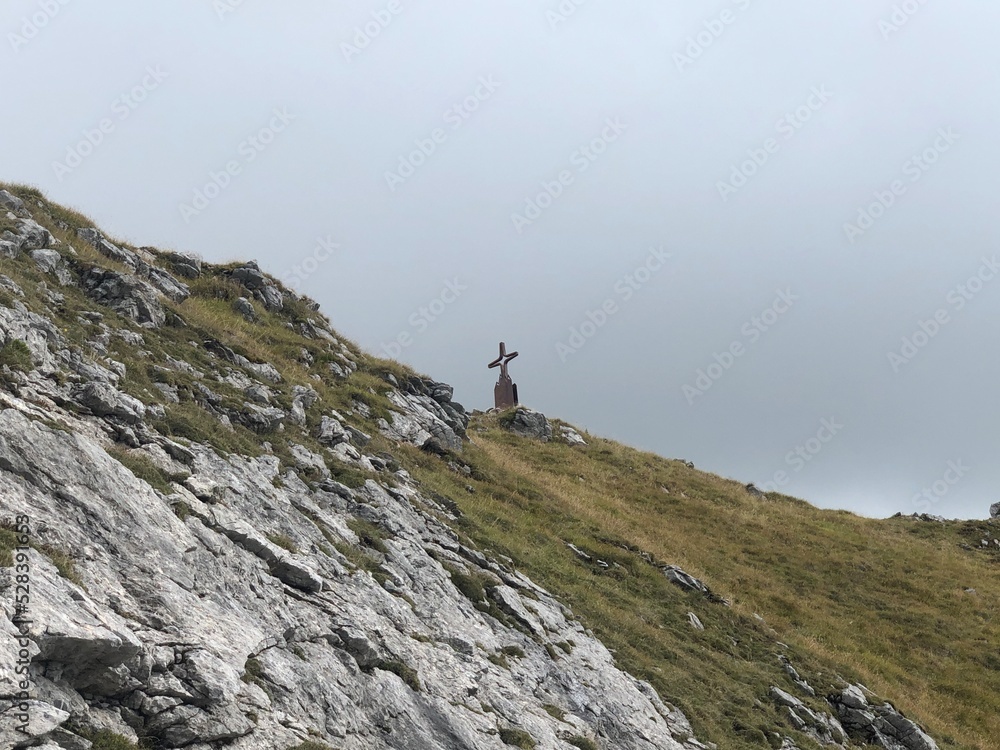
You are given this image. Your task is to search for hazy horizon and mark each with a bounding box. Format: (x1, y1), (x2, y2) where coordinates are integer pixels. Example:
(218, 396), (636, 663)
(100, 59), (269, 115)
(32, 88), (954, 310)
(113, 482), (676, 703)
(4, 0), (998, 520)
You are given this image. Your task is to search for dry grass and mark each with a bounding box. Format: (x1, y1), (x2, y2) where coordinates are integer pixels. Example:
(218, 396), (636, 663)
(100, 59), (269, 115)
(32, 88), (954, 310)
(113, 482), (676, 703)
(408, 417), (999, 750)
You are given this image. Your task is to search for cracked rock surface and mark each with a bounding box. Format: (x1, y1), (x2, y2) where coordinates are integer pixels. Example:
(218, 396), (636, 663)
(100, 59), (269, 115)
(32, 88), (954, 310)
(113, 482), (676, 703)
(0, 404), (706, 750)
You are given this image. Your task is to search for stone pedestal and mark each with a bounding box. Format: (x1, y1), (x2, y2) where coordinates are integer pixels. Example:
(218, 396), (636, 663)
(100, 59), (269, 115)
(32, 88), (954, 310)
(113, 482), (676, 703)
(494, 376), (518, 410)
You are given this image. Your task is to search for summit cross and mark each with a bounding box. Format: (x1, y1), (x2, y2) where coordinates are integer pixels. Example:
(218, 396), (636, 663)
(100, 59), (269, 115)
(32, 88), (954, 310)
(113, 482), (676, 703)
(488, 342), (519, 409)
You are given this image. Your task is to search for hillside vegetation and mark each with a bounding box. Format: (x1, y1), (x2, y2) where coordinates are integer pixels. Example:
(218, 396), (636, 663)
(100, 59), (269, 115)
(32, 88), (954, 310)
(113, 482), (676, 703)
(1, 182), (997, 750)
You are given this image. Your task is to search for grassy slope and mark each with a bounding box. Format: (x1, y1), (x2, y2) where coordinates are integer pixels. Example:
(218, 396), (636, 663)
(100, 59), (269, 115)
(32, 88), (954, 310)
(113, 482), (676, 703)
(3, 183), (998, 750)
(405, 416), (1000, 750)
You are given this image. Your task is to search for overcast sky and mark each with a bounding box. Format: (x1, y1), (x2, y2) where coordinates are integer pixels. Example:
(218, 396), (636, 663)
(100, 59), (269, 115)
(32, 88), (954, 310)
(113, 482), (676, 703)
(4, 0), (999, 519)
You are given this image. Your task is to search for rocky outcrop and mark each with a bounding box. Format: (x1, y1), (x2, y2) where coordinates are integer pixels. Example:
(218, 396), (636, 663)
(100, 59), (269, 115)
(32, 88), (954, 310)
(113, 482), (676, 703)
(229, 262), (284, 312)
(558, 423), (587, 446)
(991, 502), (999, 519)
(81, 267), (166, 328)
(769, 687), (846, 746)
(0, 405), (708, 750)
(1, 216), (53, 258)
(376, 376), (469, 454)
(500, 407), (552, 441)
(830, 685), (939, 750)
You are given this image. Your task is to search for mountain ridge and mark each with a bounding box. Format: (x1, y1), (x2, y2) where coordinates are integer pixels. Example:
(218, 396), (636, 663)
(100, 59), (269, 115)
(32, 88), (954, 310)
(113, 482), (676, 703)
(1, 183), (997, 750)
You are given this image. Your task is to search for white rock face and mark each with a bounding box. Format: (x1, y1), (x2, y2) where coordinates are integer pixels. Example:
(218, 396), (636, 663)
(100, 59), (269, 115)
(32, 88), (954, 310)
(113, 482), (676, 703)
(0, 406), (705, 750)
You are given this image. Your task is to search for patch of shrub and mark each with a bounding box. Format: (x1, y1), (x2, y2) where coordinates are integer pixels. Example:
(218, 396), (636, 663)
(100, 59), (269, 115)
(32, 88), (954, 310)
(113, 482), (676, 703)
(498, 727), (536, 749)
(268, 533), (298, 553)
(108, 447), (184, 495)
(347, 517), (391, 554)
(369, 658), (421, 691)
(542, 704), (565, 721)
(0, 339), (33, 372)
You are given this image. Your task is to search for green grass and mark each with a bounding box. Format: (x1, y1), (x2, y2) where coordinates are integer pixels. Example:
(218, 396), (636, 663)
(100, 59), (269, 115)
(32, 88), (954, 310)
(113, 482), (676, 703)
(567, 736), (599, 750)
(0, 521), (81, 586)
(108, 446), (185, 495)
(286, 742), (335, 750)
(541, 704), (565, 721)
(0, 339), (32, 372)
(268, 533), (299, 553)
(347, 516), (391, 554)
(75, 729), (151, 750)
(401, 411), (1000, 750)
(0, 525), (18, 567)
(369, 658), (421, 691)
(498, 727), (536, 749)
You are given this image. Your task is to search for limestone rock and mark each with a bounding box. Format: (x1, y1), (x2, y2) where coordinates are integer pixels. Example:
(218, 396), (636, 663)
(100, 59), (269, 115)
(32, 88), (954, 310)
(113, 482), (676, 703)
(158, 250), (202, 279)
(316, 415), (349, 446)
(0, 189), (25, 213)
(0, 404), (705, 749)
(2, 217), (53, 256)
(501, 407), (552, 442)
(559, 423), (587, 446)
(75, 382), (145, 423)
(378, 389), (464, 453)
(230, 262), (283, 312)
(831, 685), (939, 750)
(31, 249), (74, 286)
(234, 296), (256, 321)
(81, 267), (165, 328)
(77, 228), (138, 271)
(990, 501), (1000, 518)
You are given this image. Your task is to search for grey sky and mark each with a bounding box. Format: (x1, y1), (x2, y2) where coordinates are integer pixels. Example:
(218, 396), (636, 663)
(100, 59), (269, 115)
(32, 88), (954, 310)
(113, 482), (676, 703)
(4, 0), (999, 519)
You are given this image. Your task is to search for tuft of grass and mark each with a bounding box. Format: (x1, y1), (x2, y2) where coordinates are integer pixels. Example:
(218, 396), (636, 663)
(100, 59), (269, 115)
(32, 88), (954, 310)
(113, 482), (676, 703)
(369, 658), (421, 692)
(108, 446), (185, 495)
(567, 736), (599, 750)
(268, 533), (299, 554)
(0, 339), (33, 372)
(38, 544), (83, 587)
(541, 704), (565, 721)
(0, 525), (18, 567)
(487, 652), (510, 669)
(286, 742), (335, 750)
(0, 522), (81, 586)
(151, 402), (264, 458)
(75, 729), (151, 750)
(498, 727), (536, 749)
(347, 516), (391, 554)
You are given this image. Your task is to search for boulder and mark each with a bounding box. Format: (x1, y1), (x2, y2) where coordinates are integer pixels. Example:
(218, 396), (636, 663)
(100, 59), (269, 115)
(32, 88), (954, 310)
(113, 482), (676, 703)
(501, 407), (552, 442)
(2, 217), (53, 256)
(559, 424), (587, 446)
(234, 296), (256, 321)
(832, 685), (938, 750)
(378, 389), (464, 453)
(316, 415), (349, 446)
(75, 382), (146, 423)
(81, 267), (165, 328)
(0, 189), (25, 212)
(990, 502), (1000, 519)
(158, 250), (202, 279)
(137, 260), (190, 302)
(231, 262), (283, 312)
(77, 227), (139, 270)
(31, 248), (74, 286)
